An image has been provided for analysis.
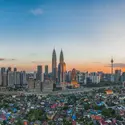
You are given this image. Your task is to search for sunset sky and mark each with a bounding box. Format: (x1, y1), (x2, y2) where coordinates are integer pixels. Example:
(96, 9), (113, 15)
(0, 0), (125, 72)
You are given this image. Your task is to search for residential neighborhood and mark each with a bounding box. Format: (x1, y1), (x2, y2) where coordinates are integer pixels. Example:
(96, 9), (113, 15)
(0, 86), (124, 125)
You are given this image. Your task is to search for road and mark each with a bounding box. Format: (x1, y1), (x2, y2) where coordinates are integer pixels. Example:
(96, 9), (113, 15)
(0, 85), (121, 96)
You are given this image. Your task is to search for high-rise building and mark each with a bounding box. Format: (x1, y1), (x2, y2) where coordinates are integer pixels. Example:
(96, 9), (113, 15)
(14, 71), (21, 85)
(58, 49), (66, 83)
(45, 65), (48, 75)
(78, 73), (84, 83)
(0, 72), (2, 86)
(33, 71), (37, 79)
(8, 67), (11, 72)
(3, 72), (7, 87)
(121, 72), (125, 82)
(89, 72), (101, 84)
(36, 65), (42, 81)
(44, 65), (49, 80)
(1, 67), (5, 86)
(52, 48), (57, 81)
(14, 67), (17, 72)
(8, 71), (15, 87)
(114, 69), (121, 82)
(1, 67), (5, 74)
(20, 71), (27, 86)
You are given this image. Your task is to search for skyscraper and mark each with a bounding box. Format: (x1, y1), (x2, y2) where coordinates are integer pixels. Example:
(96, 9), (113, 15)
(20, 71), (27, 86)
(3, 72), (7, 87)
(45, 65), (48, 75)
(58, 49), (66, 83)
(44, 65), (48, 81)
(7, 67), (11, 72)
(14, 67), (17, 72)
(36, 65), (42, 81)
(114, 69), (121, 82)
(14, 71), (21, 86)
(52, 48), (57, 81)
(1, 67), (5, 86)
(8, 71), (15, 88)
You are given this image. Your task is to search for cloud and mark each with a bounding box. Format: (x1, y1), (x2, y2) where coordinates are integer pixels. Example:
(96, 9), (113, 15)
(0, 58), (16, 61)
(30, 8), (43, 15)
(0, 58), (5, 61)
(31, 61), (51, 64)
(105, 63), (125, 68)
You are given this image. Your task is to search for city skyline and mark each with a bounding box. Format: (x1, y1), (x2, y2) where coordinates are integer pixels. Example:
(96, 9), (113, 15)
(0, 0), (125, 72)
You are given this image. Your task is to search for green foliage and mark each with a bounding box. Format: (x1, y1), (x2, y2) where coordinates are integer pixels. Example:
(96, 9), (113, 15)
(63, 106), (68, 110)
(15, 119), (23, 125)
(102, 108), (115, 117)
(27, 109), (47, 122)
(116, 115), (123, 121)
(84, 104), (90, 110)
(93, 104), (105, 110)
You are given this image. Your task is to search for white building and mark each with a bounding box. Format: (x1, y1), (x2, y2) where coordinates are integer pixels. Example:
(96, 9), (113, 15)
(22, 71), (27, 84)
(34, 71), (37, 79)
(14, 72), (20, 85)
(8, 71), (15, 87)
(84, 72), (89, 84)
(89, 72), (100, 84)
(78, 73), (84, 83)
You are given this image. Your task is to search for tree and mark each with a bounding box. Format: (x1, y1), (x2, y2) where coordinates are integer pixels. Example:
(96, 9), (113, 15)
(116, 115), (123, 121)
(27, 109), (45, 122)
(15, 119), (23, 125)
(84, 104), (90, 110)
(102, 108), (115, 117)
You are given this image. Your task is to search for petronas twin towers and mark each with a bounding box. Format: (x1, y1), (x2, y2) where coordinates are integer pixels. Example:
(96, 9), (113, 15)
(52, 48), (66, 83)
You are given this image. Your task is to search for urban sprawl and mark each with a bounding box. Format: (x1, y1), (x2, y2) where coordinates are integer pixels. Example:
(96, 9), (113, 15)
(0, 49), (125, 125)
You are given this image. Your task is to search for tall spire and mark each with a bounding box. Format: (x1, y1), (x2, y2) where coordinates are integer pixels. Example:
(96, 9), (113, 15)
(60, 49), (64, 63)
(52, 48), (57, 81)
(52, 48), (56, 55)
(52, 48), (57, 71)
(111, 57), (114, 75)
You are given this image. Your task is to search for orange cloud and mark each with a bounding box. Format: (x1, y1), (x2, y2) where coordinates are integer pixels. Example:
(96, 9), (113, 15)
(0, 61), (124, 73)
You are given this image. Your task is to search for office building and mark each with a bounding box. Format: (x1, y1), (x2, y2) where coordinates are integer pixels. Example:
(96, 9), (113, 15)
(14, 67), (17, 72)
(1, 67), (5, 86)
(3, 72), (7, 87)
(36, 65), (42, 81)
(7, 67), (11, 72)
(78, 73), (84, 83)
(20, 71), (27, 86)
(44, 65), (49, 81)
(33, 71), (37, 79)
(14, 71), (20, 86)
(0, 72), (2, 86)
(89, 72), (100, 84)
(8, 71), (15, 87)
(52, 48), (57, 81)
(114, 69), (121, 82)
(121, 72), (125, 82)
(45, 65), (48, 75)
(58, 49), (66, 83)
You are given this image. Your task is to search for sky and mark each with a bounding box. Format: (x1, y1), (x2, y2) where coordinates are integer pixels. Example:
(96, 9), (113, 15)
(0, 0), (125, 73)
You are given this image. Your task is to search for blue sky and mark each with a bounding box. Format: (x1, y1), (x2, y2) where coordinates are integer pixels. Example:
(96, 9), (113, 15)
(0, 0), (125, 72)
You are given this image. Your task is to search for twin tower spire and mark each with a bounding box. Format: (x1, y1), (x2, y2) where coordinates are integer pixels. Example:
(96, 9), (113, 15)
(52, 48), (66, 83)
